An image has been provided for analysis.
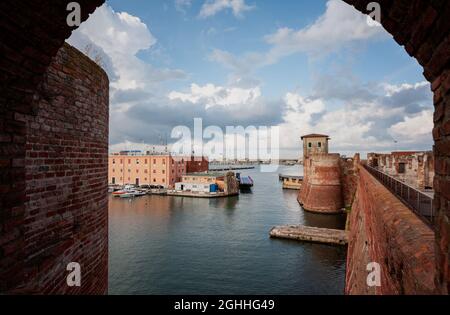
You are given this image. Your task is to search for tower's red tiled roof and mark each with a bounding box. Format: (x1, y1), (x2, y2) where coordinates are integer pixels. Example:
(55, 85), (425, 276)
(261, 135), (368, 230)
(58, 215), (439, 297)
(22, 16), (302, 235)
(301, 134), (330, 140)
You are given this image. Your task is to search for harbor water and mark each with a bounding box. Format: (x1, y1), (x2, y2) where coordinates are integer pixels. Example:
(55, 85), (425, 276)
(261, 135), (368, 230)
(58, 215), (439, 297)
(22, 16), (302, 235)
(109, 165), (347, 295)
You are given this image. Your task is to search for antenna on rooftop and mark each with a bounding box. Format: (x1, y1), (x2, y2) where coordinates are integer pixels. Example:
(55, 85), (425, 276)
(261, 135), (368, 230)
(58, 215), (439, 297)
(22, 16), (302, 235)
(165, 133), (168, 153)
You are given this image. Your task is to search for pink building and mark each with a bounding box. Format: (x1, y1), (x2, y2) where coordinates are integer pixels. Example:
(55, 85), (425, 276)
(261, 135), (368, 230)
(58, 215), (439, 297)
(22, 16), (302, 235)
(108, 154), (208, 188)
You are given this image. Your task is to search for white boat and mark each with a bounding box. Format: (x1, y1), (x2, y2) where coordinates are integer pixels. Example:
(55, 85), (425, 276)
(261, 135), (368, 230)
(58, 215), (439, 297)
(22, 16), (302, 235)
(119, 192), (136, 198)
(113, 185), (146, 198)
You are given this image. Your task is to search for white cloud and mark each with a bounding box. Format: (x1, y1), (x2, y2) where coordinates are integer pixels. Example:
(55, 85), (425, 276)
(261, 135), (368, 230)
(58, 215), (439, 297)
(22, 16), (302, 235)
(199, 0), (255, 18)
(68, 5), (155, 58)
(389, 110), (434, 138)
(67, 4), (185, 93)
(278, 94), (325, 150)
(279, 78), (433, 157)
(280, 93), (385, 152)
(65, 3), (432, 159)
(210, 0), (385, 73)
(383, 81), (430, 97)
(168, 83), (261, 109)
(265, 0), (383, 58)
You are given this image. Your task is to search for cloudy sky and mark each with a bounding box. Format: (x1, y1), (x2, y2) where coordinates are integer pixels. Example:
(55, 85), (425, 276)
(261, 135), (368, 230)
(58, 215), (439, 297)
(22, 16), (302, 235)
(67, 0), (433, 159)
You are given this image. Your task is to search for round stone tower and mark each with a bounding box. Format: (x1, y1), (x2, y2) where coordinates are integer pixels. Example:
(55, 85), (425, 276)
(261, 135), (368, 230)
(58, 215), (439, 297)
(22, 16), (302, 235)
(298, 134), (344, 214)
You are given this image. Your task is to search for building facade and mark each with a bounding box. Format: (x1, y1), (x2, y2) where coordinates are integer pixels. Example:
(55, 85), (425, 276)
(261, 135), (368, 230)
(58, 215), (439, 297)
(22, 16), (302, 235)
(367, 151), (434, 190)
(301, 134), (330, 159)
(175, 172), (239, 196)
(108, 154), (209, 188)
(186, 156), (210, 173)
(175, 173), (223, 193)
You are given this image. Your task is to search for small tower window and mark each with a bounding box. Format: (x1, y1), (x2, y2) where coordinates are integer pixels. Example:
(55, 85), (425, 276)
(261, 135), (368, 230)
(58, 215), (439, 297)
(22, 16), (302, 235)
(318, 142), (322, 148)
(308, 143), (312, 148)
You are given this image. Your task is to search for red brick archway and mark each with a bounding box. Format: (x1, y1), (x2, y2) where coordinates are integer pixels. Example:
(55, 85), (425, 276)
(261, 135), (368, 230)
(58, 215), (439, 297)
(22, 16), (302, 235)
(343, 0), (450, 294)
(0, 0), (448, 294)
(0, 0), (106, 294)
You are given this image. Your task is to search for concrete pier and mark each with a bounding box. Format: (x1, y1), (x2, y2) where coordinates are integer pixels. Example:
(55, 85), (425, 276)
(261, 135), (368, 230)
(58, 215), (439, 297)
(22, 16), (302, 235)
(270, 225), (348, 246)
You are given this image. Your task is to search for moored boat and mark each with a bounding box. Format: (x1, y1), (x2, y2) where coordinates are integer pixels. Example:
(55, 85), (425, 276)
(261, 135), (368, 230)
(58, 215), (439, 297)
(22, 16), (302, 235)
(239, 176), (254, 188)
(113, 185), (146, 198)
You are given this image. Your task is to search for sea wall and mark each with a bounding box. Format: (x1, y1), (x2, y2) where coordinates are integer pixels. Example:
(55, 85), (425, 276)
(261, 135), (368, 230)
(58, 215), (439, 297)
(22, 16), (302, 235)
(340, 154), (360, 208)
(345, 165), (436, 294)
(9, 43), (109, 294)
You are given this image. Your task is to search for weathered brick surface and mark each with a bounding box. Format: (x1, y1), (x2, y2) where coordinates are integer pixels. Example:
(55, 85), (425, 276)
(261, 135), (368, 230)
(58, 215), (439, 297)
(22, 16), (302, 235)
(298, 154), (344, 213)
(186, 157), (209, 174)
(0, 0), (106, 294)
(14, 43), (109, 294)
(346, 165), (436, 294)
(344, 0), (450, 294)
(340, 154), (360, 208)
(0, 0), (448, 295)
(367, 152), (435, 190)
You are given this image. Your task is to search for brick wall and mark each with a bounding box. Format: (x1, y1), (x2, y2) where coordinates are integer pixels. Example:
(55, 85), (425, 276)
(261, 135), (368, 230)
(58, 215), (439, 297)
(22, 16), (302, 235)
(344, 0), (450, 294)
(186, 157), (209, 174)
(0, 0), (449, 295)
(2, 42), (109, 294)
(367, 152), (435, 190)
(346, 165), (436, 294)
(21, 43), (109, 294)
(298, 154), (344, 213)
(0, 0), (105, 293)
(340, 154), (360, 208)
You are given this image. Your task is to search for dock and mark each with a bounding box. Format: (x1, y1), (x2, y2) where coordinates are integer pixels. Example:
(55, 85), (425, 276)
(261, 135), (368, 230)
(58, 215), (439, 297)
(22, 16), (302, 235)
(279, 174), (303, 190)
(269, 225), (348, 246)
(279, 174), (303, 181)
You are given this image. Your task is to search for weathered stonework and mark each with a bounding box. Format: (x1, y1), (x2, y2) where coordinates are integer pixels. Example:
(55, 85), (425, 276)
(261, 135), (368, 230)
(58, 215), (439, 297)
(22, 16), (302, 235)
(344, 0), (450, 294)
(299, 154), (344, 213)
(186, 157), (210, 174)
(346, 165), (436, 294)
(298, 133), (359, 213)
(340, 154), (360, 208)
(368, 151), (434, 190)
(0, 0), (106, 294)
(0, 0), (448, 295)
(223, 172), (240, 195)
(19, 43), (109, 294)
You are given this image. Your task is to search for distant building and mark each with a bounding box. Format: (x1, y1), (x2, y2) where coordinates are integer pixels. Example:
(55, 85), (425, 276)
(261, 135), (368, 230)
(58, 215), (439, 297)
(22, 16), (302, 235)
(367, 151), (434, 190)
(174, 172), (239, 196)
(175, 173), (224, 193)
(301, 134), (330, 159)
(108, 154), (209, 188)
(186, 156), (209, 174)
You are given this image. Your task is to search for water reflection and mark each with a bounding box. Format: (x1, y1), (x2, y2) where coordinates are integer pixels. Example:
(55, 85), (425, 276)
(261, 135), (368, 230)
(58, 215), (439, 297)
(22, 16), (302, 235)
(109, 165), (347, 295)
